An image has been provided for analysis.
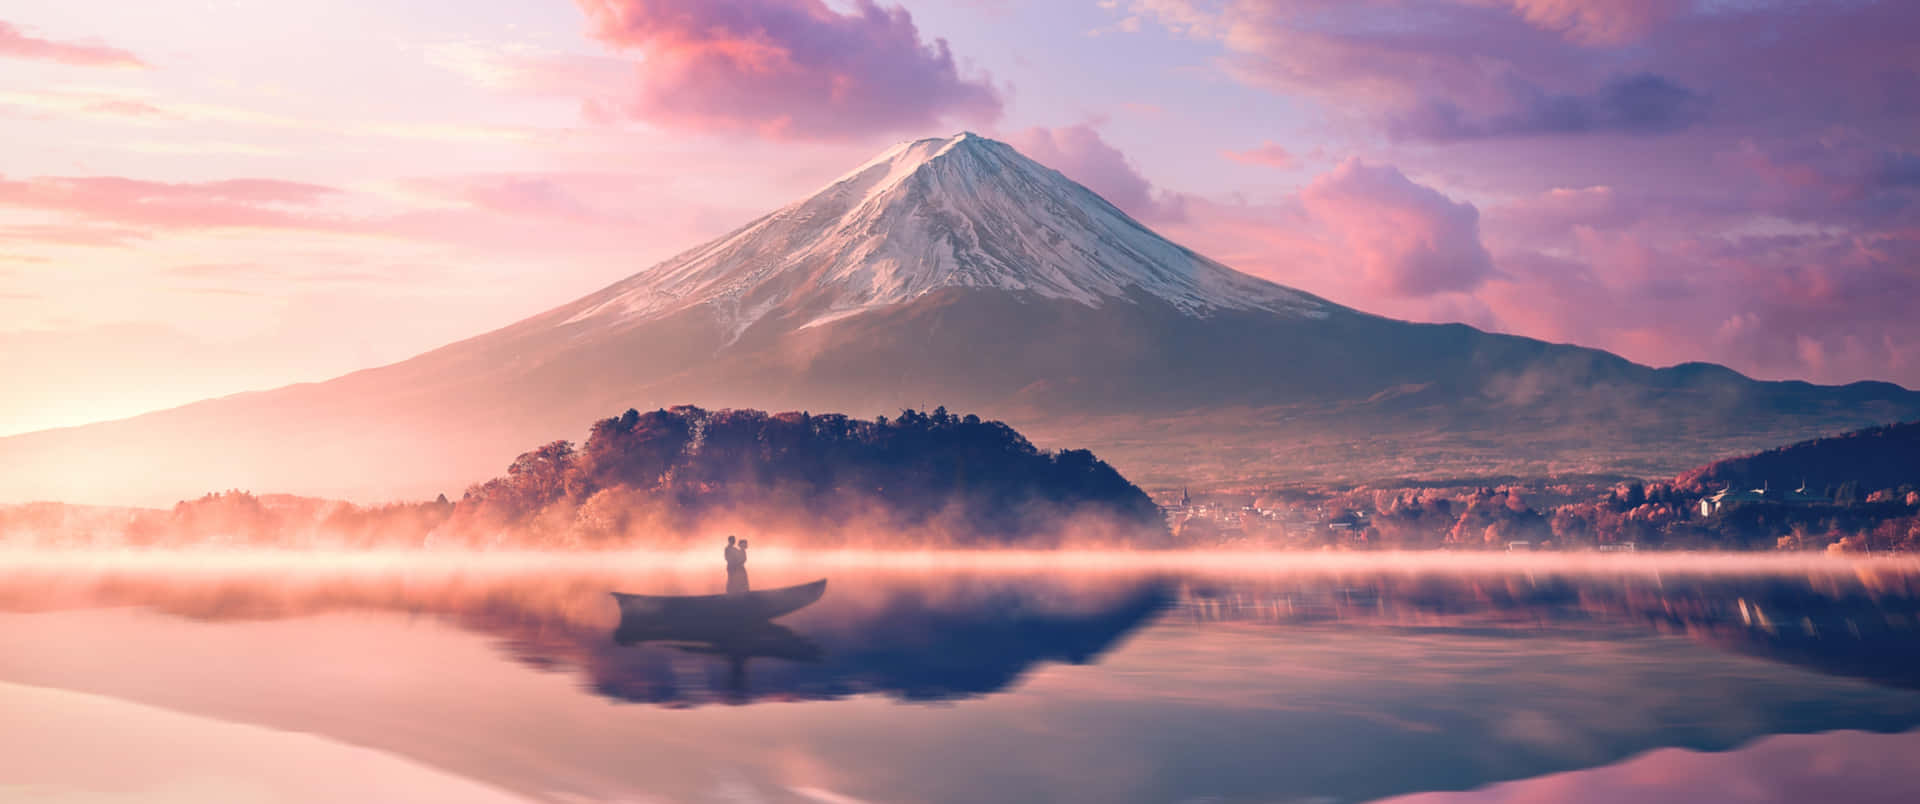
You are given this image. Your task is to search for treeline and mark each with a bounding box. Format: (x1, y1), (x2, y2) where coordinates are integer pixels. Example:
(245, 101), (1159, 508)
(1168, 419), (1920, 551)
(1198, 476), (1919, 552)
(0, 493), (456, 549)
(3, 406), (1166, 548)
(1677, 421), (1920, 496)
(453, 406), (1165, 546)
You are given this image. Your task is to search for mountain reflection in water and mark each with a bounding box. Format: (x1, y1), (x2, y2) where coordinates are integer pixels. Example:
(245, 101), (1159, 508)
(1177, 568), (1920, 692)
(603, 578), (1171, 704)
(0, 561), (1176, 706)
(5, 555), (1920, 803)
(3, 559), (1920, 701)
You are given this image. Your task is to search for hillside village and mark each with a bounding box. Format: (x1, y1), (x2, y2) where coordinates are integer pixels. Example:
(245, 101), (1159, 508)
(1156, 422), (1920, 552)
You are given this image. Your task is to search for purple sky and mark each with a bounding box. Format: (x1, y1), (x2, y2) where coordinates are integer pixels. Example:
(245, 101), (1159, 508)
(1, 0), (1916, 433)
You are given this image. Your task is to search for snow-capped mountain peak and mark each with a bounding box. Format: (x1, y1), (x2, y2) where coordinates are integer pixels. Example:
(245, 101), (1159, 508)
(562, 132), (1326, 340)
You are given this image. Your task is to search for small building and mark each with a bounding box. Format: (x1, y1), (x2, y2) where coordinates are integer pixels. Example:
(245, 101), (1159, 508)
(1700, 485), (1769, 516)
(1700, 480), (1828, 516)
(1506, 541), (1533, 552)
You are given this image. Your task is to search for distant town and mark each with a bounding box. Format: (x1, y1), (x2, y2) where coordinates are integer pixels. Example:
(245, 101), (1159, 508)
(1155, 477), (1919, 552)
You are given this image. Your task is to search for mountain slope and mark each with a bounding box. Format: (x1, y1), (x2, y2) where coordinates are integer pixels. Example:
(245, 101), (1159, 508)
(1676, 420), (1920, 495)
(4, 133), (1918, 505)
(559, 132), (1323, 343)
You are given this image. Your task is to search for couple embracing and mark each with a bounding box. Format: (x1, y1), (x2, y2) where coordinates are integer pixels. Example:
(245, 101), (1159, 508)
(724, 534), (750, 594)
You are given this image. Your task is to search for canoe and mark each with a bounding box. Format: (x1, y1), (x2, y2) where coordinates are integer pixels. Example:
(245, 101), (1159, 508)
(611, 579), (827, 624)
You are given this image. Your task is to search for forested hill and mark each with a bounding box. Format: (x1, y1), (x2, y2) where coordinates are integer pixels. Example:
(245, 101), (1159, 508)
(1676, 421), (1920, 496)
(3, 406), (1167, 548)
(452, 406), (1168, 546)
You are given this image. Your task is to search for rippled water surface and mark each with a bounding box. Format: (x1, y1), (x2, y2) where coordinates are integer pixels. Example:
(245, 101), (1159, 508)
(4, 552), (1920, 803)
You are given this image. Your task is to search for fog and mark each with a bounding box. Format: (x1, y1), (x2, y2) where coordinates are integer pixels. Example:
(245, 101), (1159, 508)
(5, 546), (1916, 576)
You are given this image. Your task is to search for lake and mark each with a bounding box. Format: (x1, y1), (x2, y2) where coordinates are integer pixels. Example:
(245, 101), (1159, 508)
(3, 551), (1920, 803)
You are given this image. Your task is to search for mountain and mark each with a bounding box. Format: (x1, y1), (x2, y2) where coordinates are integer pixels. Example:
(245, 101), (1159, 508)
(5, 133), (1919, 505)
(1675, 420), (1920, 496)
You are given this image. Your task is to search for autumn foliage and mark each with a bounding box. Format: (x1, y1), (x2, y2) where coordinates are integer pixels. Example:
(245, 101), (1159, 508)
(450, 406), (1166, 546)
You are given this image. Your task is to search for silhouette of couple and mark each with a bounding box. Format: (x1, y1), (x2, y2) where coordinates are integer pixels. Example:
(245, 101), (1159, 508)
(724, 535), (750, 594)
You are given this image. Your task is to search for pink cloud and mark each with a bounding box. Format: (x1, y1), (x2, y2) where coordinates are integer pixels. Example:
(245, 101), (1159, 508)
(1497, 0), (1687, 45)
(1002, 124), (1189, 223)
(574, 0), (1001, 140)
(1486, 185), (1629, 238)
(84, 99), (171, 118)
(0, 175), (345, 232)
(1223, 142), (1295, 169)
(1169, 1), (1712, 143)
(422, 41), (631, 112)
(1127, 1), (1914, 145)
(1388, 72), (1709, 142)
(0, 165), (757, 268)
(401, 172), (656, 225)
(1299, 159), (1496, 297)
(1457, 223), (1920, 388)
(0, 21), (145, 68)
(0, 223), (152, 248)
(1107, 0), (1919, 386)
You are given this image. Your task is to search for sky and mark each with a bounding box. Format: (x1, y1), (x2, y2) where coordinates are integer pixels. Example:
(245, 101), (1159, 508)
(1, 0), (1916, 435)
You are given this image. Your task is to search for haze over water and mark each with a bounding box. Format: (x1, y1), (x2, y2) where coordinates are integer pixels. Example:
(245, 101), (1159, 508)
(5, 551), (1920, 803)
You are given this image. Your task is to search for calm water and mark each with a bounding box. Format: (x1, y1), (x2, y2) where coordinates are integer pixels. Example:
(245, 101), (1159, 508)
(4, 552), (1920, 803)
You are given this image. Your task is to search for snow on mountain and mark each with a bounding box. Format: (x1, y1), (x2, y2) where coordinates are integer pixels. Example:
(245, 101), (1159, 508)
(561, 132), (1327, 342)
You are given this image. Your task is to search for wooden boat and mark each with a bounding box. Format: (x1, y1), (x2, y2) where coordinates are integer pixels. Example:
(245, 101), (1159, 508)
(611, 579), (827, 625)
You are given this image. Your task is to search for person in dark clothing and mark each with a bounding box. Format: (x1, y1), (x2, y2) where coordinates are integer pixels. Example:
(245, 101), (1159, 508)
(725, 535), (749, 594)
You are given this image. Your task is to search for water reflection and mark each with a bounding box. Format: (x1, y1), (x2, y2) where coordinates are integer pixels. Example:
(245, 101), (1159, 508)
(1174, 569), (1920, 690)
(537, 575), (1172, 705)
(5, 557), (1920, 802)
(0, 562), (1174, 706)
(613, 619), (821, 703)
(7, 561), (1920, 698)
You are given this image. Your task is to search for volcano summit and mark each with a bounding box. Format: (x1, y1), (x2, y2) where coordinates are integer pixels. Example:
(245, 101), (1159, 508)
(5, 133), (1917, 504)
(564, 132), (1323, 340)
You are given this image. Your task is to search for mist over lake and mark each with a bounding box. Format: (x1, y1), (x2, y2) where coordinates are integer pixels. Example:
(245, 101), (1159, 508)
(5, 551), (1920, 803)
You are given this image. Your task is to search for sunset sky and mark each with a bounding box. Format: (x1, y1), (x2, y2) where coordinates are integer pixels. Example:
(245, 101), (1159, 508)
(3, 0), (1916, 435)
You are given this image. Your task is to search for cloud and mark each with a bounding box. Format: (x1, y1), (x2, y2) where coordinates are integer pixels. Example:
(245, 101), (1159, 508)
(1102, 0), (1919, 387)
(1498, 0), (1687, 45)
(0, 176), (346, 231)
(1871, 151), (1920, 190)
(0, 88), (538, 144)
(1118, 1), (1912, 145)
(1486, 185), (1633, 240)
(574, 0), (1002, 140)
(1480, 230), (1920, 388)
(1718, 135), (1920, 229)
(1390, 73), (1709, 142)
(421, 41), (632, 115)
(1195, 3), (1714, 143)
(1299, 159), (1496, 297)
(0, 222), (152, 248)
(0, 21), (145, 68)
(1223, 142), (1295, 169)
(1002, 124), (1189, 223)
(85, 99), (171, 118)
(399, 172), (651, 224)
(165, 263), (390, 285)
